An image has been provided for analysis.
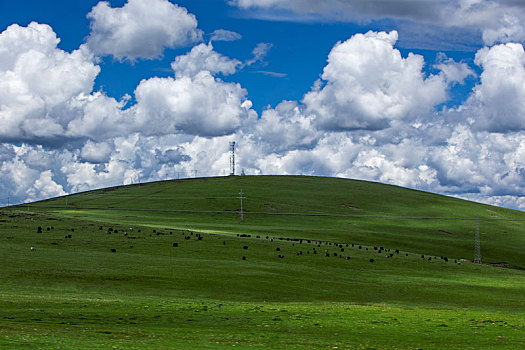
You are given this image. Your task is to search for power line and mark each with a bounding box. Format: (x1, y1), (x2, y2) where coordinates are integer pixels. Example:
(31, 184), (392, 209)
(474, 216), (481, 264)
(14, 204), (525, 222)
(238, 189), (245, 222)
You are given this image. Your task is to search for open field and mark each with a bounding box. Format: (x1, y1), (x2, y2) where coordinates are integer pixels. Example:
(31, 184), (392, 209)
(1, 176), (524, 348)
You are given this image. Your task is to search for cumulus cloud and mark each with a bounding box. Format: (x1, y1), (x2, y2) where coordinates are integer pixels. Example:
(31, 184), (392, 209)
(134, 71), (254, 136)
(252, 101), (319, 153)
(0, 22), (100, 142)
(80, 140), (113, 163)
(434, 55), (476, 85)
(171, 43), (241, 78)
(460, 42), (525, 132)
(86, 0), (202, 61)
(303, 31), (448, 130)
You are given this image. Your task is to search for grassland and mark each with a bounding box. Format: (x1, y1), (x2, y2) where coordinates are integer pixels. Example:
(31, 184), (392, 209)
(1, 175), (524, 349)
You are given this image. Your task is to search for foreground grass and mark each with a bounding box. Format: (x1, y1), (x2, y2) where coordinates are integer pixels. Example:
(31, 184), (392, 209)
(2, 176), (525, 348)
(2, 294), (524, 349)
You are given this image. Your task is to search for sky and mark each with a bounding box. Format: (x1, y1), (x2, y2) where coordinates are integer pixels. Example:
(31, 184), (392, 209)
(1, 0), (525, 210)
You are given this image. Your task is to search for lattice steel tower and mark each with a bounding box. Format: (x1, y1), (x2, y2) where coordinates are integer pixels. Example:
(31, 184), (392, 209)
(229, 141), (236, 176)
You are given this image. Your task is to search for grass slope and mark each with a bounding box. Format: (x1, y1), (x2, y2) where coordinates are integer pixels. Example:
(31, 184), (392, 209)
(1, 175), (524, 349)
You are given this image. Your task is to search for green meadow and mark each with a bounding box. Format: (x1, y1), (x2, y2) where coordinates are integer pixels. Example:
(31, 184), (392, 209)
(1, 176), (524, 349)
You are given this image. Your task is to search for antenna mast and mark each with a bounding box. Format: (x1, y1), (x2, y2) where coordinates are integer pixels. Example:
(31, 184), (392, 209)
(229, 141), (236, 176)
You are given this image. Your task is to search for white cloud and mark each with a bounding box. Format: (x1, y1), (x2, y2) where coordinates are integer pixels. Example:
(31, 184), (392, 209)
(446, 0), (525, 45)
(434, 55), (476, 86)
(252, 101), (319, 153)
(245, 42), (273, 66)
(86, 0), (202, 61)
(230, 0), (525, 46)
(303, 31), (448, 131)
(0, 22), (100, 142)
(210, 29), (242, 42)
(460, 42), (525, 132)
(171, 43), (241, 78)
(134, 71), (254, 136)
(80, 140), (113, 163)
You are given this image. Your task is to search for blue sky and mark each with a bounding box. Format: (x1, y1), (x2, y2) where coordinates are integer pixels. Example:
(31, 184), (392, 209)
(0, 0), (478, 112)
(1, 0), (525, 210)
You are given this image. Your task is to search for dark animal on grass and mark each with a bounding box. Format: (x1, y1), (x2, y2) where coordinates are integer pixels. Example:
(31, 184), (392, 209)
(243, 245), (248, 250)
(242, 256), (246, 260)
(278, 254), (285, 258)
(369, 259), (375, 263)
(173, 243), (178, 247)
(110, 248), (116, 253)
(198, 236), (203, 240)
(37, 226), (42, 233)
(30, 247), (36, 251)
(346, 256), (351, 260)
(341, 248), (344, 252)
(276, 247), (281, 251)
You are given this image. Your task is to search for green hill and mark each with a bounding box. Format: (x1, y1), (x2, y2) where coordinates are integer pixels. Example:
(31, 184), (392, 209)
(1, 176), (524, 349)
(35, 175), (525, 267)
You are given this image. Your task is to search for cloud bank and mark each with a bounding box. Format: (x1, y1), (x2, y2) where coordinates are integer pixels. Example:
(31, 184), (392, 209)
(230, 0), (525, 47)
(1, 5), (525, 211)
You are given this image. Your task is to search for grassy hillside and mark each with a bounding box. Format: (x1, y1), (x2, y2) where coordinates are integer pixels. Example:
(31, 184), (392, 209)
(34, 175), (525, 267)
(1, 175), (524, 349)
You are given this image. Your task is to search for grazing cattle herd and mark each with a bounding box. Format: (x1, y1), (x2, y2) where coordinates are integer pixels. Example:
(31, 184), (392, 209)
(30, 223), (459, 266)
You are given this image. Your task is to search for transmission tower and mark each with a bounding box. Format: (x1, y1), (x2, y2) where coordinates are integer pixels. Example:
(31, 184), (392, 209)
(229, 141), (236, 176)
(474, 216), (481, 264)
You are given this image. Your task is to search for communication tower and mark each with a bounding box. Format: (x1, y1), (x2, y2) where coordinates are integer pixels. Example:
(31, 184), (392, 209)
(229, 141), (236, 176)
